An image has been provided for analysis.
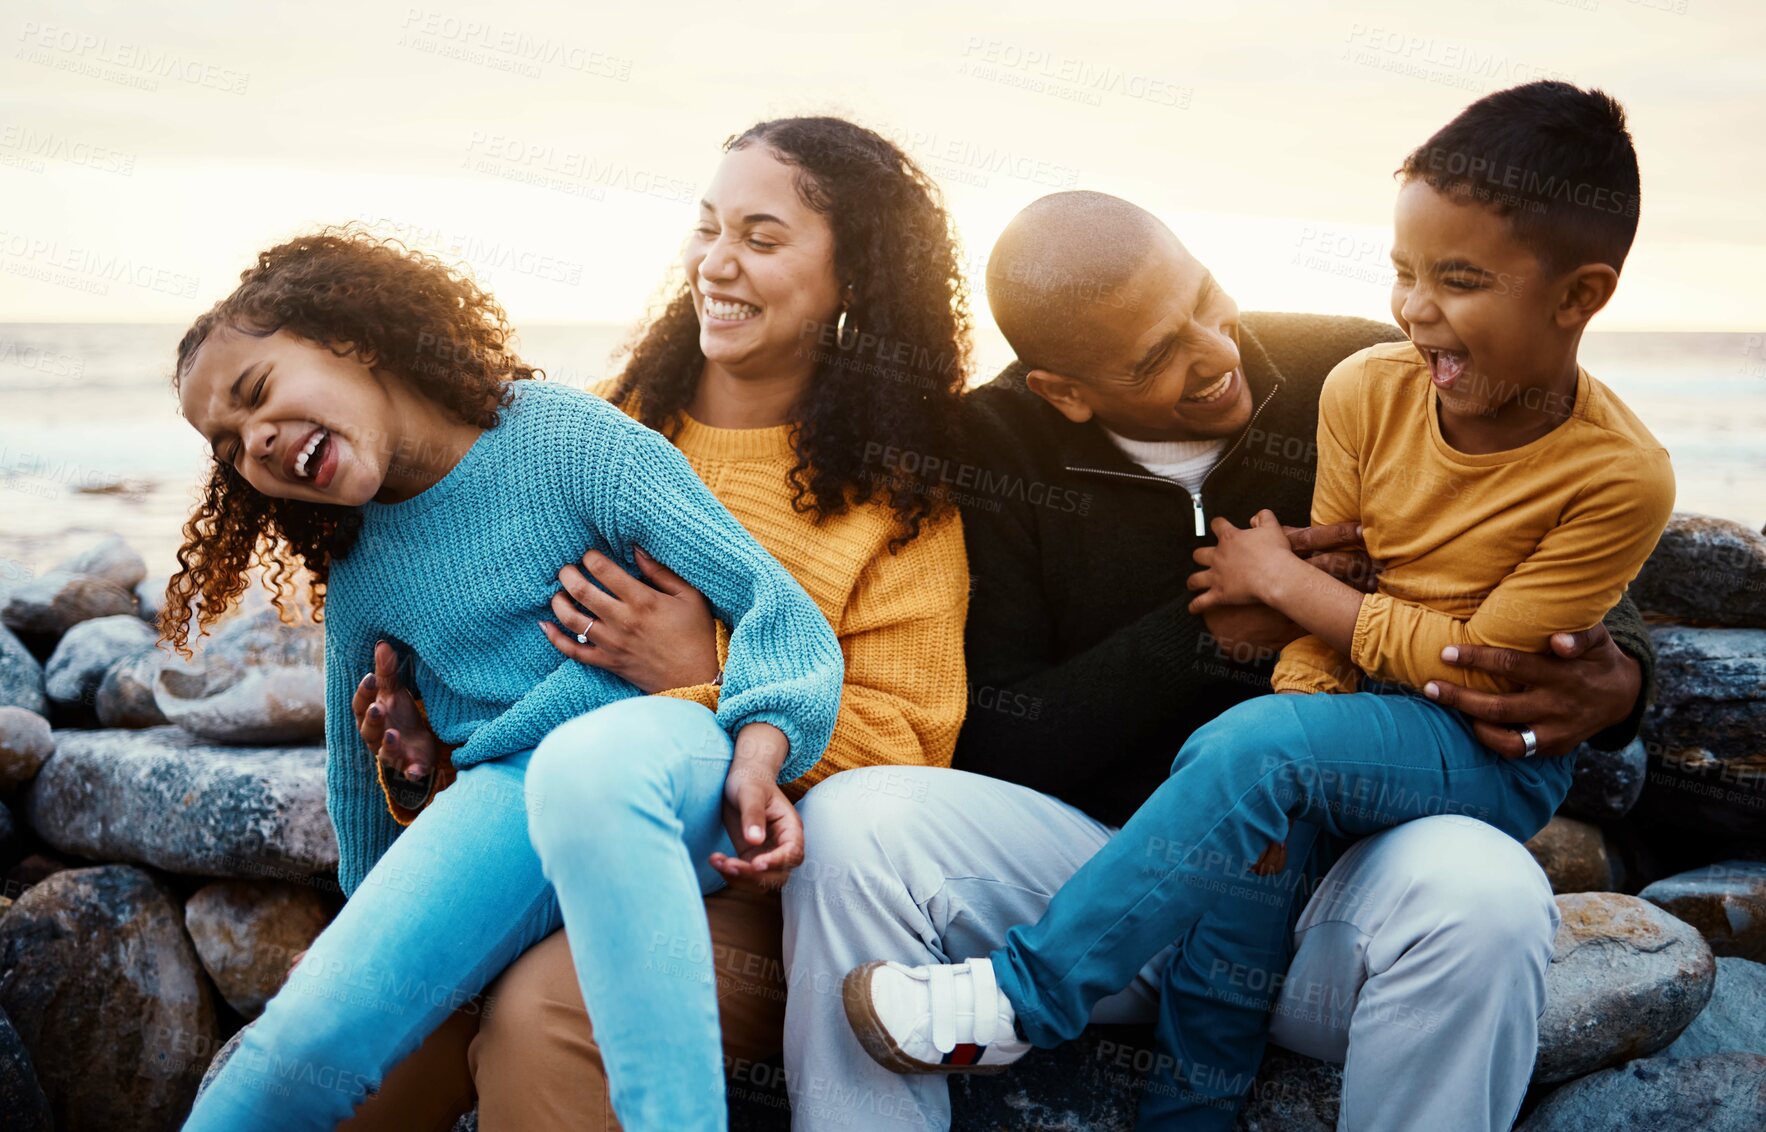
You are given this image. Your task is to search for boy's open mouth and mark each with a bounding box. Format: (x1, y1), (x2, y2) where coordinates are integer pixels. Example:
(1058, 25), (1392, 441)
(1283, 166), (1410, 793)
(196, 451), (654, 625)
(1420, 347), (1468, 390)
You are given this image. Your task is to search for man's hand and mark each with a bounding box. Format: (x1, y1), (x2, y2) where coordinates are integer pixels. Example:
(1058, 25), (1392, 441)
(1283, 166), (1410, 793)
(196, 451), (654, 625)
(542, 546), (720, 694)
(710, 723), (803, 894)
(350, 640), (448, 784)
(1286, 521), (1382, 595)
(1422, 624), (1642, 758)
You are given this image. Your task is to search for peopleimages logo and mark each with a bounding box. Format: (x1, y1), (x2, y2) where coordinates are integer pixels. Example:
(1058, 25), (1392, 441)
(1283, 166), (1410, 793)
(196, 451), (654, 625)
(1412, 145), (1637, 217)
(862, 442), (1093, 515)
(15, 22), (251, 94)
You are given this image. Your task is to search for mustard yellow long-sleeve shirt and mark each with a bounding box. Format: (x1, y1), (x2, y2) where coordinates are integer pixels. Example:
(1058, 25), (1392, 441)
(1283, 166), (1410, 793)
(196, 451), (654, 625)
(1273, 342), (1674, 697)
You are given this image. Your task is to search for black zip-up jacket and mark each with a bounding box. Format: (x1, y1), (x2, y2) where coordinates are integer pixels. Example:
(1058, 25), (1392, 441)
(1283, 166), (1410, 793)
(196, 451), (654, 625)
(951, 311), (1655, 828)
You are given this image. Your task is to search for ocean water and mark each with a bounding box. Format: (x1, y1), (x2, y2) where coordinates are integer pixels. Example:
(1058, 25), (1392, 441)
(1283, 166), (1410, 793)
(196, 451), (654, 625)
(1, 323), (1761, 582)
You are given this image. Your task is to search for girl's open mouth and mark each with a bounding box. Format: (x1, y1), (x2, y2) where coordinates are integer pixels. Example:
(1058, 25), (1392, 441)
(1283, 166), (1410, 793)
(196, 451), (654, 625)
(292, 426), (338, 489)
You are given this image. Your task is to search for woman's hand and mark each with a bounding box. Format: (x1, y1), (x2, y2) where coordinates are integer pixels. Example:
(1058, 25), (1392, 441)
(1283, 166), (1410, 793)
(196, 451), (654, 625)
(350, 640), (449, 784)
(710, 723), (803, 894)
(1187, 510), (1302, 613)
(542, 546), (720, 694)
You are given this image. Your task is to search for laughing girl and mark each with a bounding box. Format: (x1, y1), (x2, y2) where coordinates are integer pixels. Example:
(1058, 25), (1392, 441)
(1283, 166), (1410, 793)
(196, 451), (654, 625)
(168, 229), (842, 1131)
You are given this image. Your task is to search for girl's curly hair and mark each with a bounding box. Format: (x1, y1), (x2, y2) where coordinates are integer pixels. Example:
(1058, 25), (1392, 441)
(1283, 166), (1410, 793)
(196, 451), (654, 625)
(160, 226), (538, 653)
(609, 116), (972, 549)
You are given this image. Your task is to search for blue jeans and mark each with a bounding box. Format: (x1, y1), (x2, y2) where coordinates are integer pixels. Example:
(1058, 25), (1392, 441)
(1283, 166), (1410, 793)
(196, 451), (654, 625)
(989, 687), (1573, 1130)
(183, 696), (740, 1132)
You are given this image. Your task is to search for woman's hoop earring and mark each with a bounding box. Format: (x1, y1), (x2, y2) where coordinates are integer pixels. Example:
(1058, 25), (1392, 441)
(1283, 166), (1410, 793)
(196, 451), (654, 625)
(835, 306), (854, 349)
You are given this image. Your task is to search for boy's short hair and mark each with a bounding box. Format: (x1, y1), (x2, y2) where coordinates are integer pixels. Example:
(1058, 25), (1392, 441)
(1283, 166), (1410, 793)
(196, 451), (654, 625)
(1399, 80), (1640, 275)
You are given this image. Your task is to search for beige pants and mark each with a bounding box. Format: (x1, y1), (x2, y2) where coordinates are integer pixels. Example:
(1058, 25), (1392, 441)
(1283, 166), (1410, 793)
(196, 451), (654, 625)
(342, 886), (787, 1132)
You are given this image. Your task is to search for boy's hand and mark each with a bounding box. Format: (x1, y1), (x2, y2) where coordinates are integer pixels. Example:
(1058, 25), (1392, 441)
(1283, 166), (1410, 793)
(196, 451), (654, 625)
(1187, 511), (1300, 612)
(1422, 624), (1642, 758)
(1200, 521), (1381, 651)
(350, 640), (447, 784)
(711, 723), (803, 894)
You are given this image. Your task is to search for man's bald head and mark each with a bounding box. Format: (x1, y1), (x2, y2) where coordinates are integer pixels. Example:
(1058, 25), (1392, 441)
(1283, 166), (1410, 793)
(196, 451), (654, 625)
(982, 191), (1252, 443)
(986, 191), (1172, 376)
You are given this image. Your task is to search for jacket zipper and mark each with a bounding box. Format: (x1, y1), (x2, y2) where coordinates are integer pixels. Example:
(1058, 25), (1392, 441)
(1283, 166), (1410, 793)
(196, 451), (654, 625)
(1065, 379), (1284, 537)
(1187, 381), (1282, 535)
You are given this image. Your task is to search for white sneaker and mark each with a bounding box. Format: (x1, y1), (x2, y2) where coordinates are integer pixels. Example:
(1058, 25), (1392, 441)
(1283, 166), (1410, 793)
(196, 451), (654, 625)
(842, 957), (1031, 1075)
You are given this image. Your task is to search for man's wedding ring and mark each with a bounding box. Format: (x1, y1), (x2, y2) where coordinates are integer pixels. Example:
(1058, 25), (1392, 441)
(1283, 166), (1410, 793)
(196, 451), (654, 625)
(1518, 726), (1539, 758)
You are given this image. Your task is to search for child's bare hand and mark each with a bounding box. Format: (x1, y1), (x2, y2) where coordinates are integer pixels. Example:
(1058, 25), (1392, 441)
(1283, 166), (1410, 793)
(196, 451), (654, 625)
(1187, 511), (1297, 612)
(1250, 841), (1287, 876)
(350, 641), (445, 784)
(712, 724), (803, 893)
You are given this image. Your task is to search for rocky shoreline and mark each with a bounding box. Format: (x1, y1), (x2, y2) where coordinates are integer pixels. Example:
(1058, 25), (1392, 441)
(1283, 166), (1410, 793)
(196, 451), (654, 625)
(2, 516), (1764, 1131)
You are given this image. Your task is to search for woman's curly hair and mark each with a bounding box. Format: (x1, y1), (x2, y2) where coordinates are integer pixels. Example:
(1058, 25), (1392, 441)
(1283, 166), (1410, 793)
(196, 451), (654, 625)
(609, 116), (972, 549)
(161, 226), (538, 653)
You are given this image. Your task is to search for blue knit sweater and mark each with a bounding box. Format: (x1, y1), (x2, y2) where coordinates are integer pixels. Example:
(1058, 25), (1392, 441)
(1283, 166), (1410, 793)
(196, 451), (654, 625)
(322, 380), (844, 895)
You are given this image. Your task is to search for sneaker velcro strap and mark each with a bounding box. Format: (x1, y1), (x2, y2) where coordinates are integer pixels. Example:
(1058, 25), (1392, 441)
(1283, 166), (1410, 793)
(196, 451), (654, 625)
(930, 964), (957, 1053)
(968, 958), (999, 1047)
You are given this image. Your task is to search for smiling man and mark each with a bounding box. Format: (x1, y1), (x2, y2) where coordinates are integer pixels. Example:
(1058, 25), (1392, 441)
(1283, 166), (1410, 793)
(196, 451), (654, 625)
(781, 190), (1656, 1131)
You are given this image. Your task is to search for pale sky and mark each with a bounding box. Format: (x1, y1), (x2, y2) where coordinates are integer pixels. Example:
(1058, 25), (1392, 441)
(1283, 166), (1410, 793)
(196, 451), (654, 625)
(3, 0), (1763, 333)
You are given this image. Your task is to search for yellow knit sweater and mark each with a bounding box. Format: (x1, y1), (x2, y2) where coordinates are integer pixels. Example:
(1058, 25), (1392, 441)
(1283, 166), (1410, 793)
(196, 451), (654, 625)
(645, 407), (970, 795)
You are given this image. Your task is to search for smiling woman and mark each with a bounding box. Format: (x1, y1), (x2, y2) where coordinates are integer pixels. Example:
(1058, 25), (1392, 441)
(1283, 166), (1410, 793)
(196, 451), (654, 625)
(610, 116), (973, 548)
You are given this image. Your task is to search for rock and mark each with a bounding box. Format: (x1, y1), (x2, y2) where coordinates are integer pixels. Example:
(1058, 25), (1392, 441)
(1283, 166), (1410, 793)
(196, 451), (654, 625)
(193, 1024), (244, 1103)
(0, 865), (218, 1132)
(0, 626), (45, 716)
(1527, 816), (1615, 894)
(6, 852), (70, 891)
(1645, 627), (1766, 752)
(22, 725), (337, 882)
(1631, 513), (1766, 628)
(136, 576), (167, 626)
(43, 613), (158, 710)
(1640, 861), (1766, 962)
(0, 1005), (52, 1132)
(185, 880), (331, 1018)
(96, 647), (171, 728)
(1638, 627), (1766, 836)
(1660, 957), (1766, 1058)
(57, 534), (148, 593)
(155, 606), (325, 744)
(1561, 738), (1648, 822)
(1237, 1046), (1342, 1131)
(950, 1028), (1143, 1130)
(0, 707), (53, 791)
(4, 853), (70, 903)
(0, 569), (138, 638)
(1536, 892), (1716, 1083)
(0, 800), (14, 861)
(1517, 1053), (1766, 1131)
